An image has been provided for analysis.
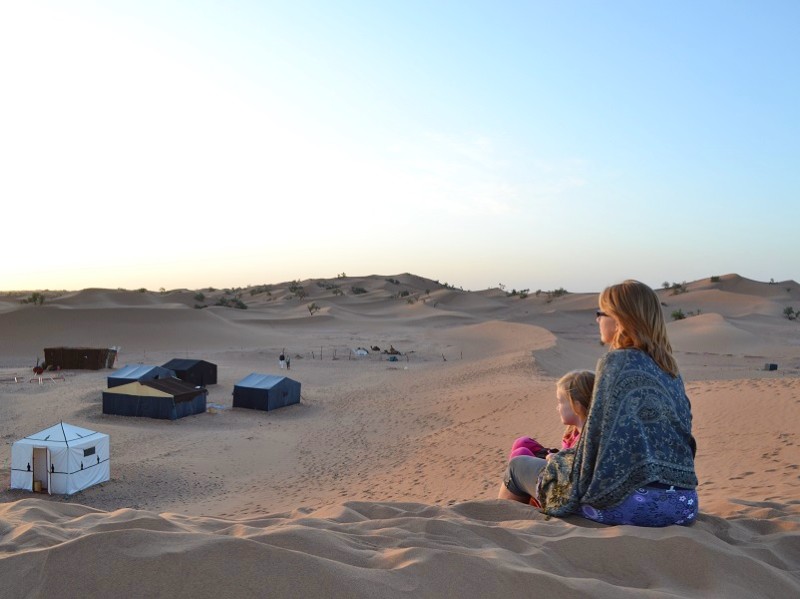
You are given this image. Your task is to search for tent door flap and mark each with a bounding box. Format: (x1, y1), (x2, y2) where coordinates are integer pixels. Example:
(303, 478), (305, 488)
(32, 447), (50, 493)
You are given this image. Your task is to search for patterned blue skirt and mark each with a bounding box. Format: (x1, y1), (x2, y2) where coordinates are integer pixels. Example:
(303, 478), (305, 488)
(580, 485), (698, 527)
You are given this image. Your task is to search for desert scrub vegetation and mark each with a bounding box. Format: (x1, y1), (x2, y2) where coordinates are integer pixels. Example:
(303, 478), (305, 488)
(385, 277), (400, 285)
(784, 307), (797, 320)
(671, 308), (702, 320)
(317, 281), (344, 295)
(533, 288), (568, 303)
(307, 302), (320, 315)
(249, 284), (272, 296)
(710, 275), (721, 283)
(215, 297), (248, 309)
(287, 280), (306, 299)
(20, 292), (46, 305)
(662, 281), (688, 295)
(350, 286), (368, 295)
(194, 292), (205, 302)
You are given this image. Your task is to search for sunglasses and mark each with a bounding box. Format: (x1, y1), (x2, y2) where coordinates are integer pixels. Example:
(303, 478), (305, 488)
(596, 310), (609, 318)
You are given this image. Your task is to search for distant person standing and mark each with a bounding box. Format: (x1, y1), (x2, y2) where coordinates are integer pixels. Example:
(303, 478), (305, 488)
(286, 356), (291, 370)
(279, 351), (286, 369)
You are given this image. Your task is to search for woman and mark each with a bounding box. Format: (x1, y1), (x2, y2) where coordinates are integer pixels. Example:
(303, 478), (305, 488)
(536, 280), (698, 526)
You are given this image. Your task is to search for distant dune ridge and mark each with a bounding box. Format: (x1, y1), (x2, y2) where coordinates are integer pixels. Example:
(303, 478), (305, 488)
(0, 273), (798, 597)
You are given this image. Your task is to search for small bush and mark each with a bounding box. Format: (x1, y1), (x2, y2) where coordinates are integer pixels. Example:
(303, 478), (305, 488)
(783, 306), (796, 320)
(21, 292), (45, 305)
(194, 292), (205, 302)
(194, 304), (208, 309)
(351, 286), (367, 295)
(250, 285), (272, 296)
(671, 309), (686, 320)
(670, 281), (688, 295)
(137, 288), (147, 293)
(710, 276), (721, 283)
(307, 302), (320, 315)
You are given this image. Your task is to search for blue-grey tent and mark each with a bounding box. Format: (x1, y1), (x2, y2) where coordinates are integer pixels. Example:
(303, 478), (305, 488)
(102, 378), (207, 420)
(233, 373), (300, 412)
(107, 364), (176, 388)
(161, 358), (217, 386)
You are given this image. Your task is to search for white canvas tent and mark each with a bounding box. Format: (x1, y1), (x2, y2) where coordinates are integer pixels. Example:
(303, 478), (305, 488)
(10, 422), (110, 495)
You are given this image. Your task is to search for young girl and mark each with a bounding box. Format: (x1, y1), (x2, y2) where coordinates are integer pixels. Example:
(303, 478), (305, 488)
(499, 370), (595, 504)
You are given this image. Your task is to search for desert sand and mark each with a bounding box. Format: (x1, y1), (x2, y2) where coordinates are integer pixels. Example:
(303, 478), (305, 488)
(0, 273), (798, 598)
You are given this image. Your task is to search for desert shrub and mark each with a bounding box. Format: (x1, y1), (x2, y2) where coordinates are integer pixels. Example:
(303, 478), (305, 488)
(399, 290), (410, 297)
(307, 302), (320, 315)
(386, 278), (400, 285)
(671, 309), (686, 320)
(287, 280), (306, 299)
(137, 288), (147, 293)
(710, 275), (721, 283)
(670, 282), (688, 295)
(21, 292), (45, 305)
(194, 304), (208, 309)
(194, 292), (205, 302)
(215, 297), (246, 309)
(331, 287), (344, 296)
(351, 286), (367, 295)
(544, 288), (568, 302)
(783, 306), (796, 320)
(250, 284), (271, 296)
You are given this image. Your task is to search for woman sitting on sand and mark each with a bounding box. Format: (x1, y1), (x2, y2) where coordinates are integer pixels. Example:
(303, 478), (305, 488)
(502, 280), (699, 527)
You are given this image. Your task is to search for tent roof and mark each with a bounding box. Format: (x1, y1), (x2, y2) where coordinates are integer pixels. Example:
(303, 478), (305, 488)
(162, 358), (214, 368)
(16, 422), (106, 446)
(111, 364), (173, 378)
(235, 373), (294, 389)
(105, 378), (201, 397)
(142, 378), (204, 394)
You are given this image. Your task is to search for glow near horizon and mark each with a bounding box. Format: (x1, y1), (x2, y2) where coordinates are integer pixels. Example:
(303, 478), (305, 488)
(1, 1), (798, 293)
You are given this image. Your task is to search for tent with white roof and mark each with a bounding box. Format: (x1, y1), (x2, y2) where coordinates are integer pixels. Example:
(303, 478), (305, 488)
(10, 422), (110, 495)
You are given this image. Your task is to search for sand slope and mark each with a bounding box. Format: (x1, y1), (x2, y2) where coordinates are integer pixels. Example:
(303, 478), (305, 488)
(0, 499), (798, 599)
(1, 274), (799, 597)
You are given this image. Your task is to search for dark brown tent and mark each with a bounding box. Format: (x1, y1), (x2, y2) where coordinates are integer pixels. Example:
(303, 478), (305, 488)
(44, 347), (118, 370)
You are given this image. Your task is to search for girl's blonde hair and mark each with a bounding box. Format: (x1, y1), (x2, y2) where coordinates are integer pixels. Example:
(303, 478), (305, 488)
(556, 369), (595, 437)
(599, 279), (679, 377)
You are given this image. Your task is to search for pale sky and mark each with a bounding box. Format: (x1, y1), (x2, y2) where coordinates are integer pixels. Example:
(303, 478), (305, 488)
(1, 1), (797, 292)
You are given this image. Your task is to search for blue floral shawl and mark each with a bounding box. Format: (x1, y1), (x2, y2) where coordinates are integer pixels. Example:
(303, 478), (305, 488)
(538, 349), (698, 516)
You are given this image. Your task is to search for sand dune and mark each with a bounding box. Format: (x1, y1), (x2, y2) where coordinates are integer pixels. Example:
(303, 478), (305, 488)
(1, 274), (798, 597)
(0, 498), (797, 599)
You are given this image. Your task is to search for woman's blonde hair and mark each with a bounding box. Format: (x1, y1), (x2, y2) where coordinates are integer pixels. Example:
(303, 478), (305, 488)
(556, 369), (595, 436)
(599, 279), (679, 377)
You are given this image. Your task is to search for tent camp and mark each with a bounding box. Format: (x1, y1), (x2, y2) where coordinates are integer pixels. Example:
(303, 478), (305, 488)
(102, 378), (207, 420)
(161, 358), (217, 386)
(10, 422), (110, 495)
(107, 364), (176, 388)
(233, 373), (301, 412)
